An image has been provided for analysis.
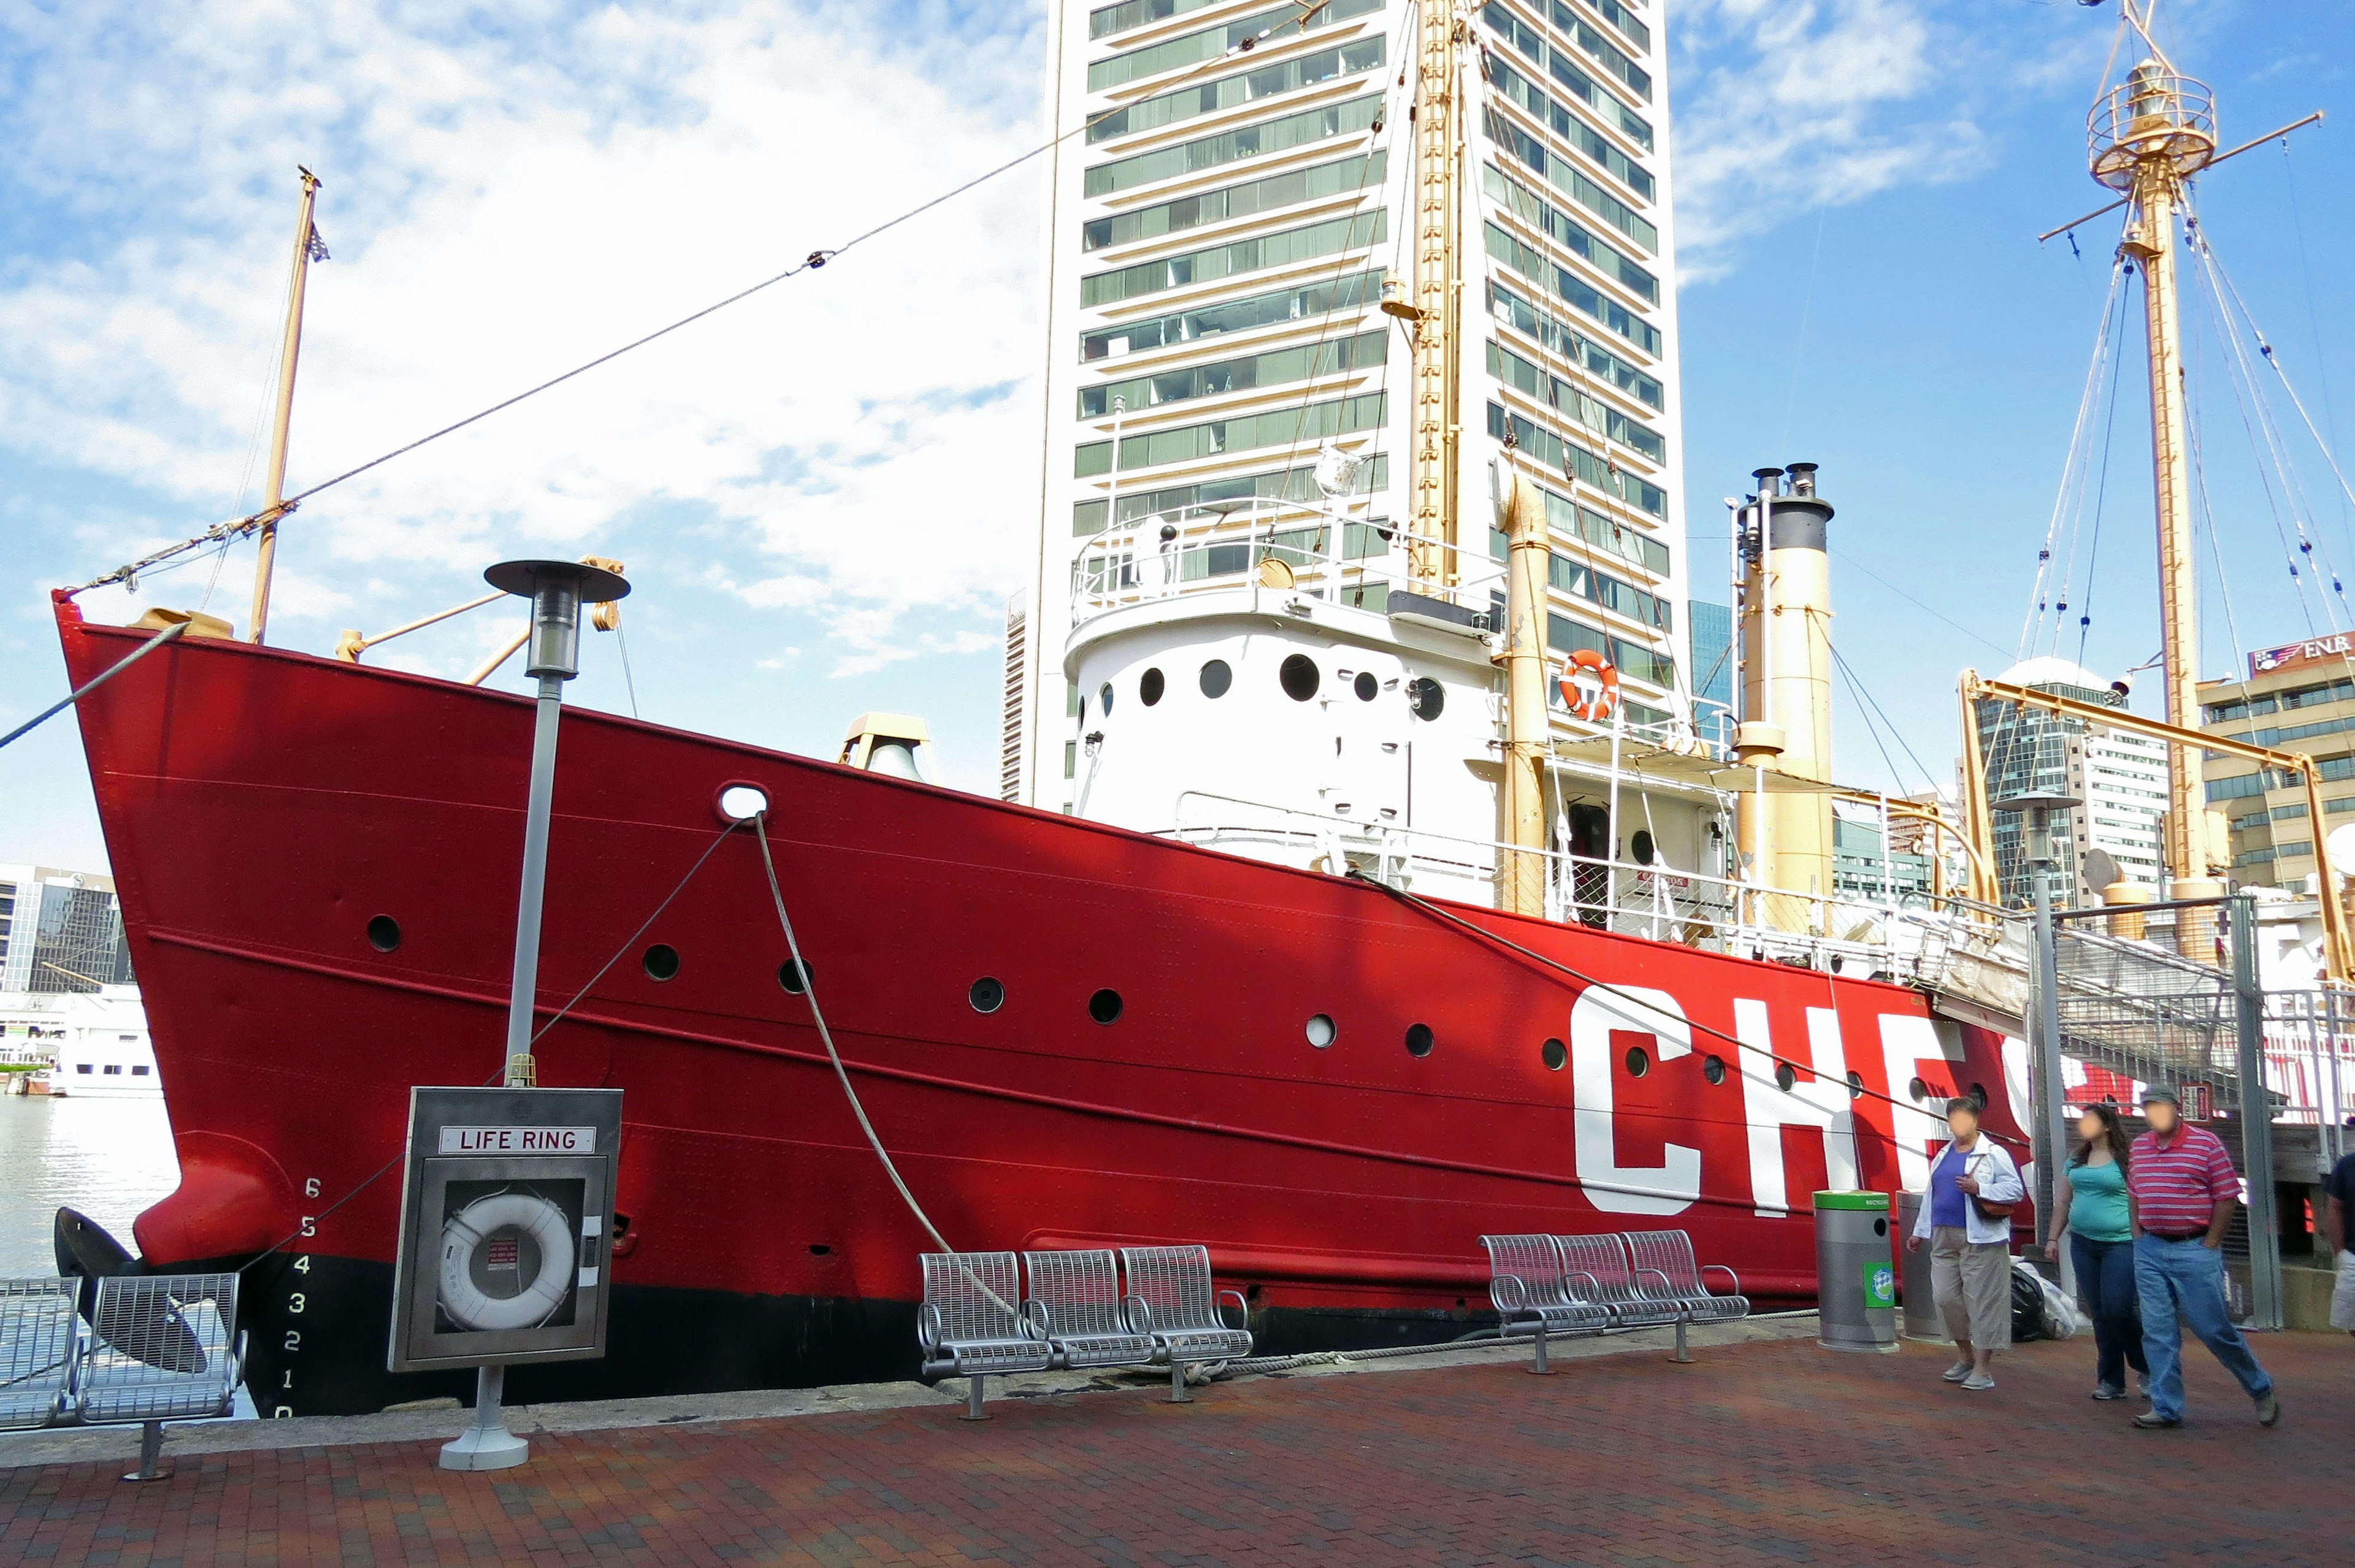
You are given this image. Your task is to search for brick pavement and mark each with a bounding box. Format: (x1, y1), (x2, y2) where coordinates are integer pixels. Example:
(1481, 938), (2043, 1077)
(2, 1331), (2346, 1567)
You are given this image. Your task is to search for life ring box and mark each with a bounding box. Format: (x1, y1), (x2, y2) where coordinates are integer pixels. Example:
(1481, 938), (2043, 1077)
(389, 1086), (624, 1374)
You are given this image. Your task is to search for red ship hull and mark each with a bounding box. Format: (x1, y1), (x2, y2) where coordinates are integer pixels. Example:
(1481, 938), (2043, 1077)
(56, 600), (2021, 1415)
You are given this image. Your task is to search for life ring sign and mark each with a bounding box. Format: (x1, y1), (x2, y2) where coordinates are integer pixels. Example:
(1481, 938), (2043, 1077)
(390, 1085), (624, 1374)
(1558, 649), (1619, 722)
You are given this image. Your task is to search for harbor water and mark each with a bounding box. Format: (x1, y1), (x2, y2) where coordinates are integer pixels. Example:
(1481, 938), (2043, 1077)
(0, 1095), (180, 1277)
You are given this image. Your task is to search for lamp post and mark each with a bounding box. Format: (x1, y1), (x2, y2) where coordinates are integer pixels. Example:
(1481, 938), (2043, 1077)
(1993, 788), (2081, 1292)
(439, 557), (629, 1474)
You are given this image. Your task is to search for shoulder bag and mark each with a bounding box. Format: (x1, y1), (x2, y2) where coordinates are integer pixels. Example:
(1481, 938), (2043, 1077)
(1966, 1150), (2019, 1222)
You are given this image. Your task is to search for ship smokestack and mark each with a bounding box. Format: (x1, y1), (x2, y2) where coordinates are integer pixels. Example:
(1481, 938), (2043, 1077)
(1734, 463), (1837, 928)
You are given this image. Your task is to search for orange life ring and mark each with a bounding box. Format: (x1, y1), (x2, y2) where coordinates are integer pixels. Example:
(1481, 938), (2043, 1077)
(1559, 650), (1619, 722)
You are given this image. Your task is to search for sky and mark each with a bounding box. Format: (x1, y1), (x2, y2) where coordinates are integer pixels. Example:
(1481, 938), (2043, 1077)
(2, 0), (2352, 873)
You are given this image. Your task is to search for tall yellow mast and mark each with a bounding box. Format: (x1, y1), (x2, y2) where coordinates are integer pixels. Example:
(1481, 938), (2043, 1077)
(2088, 12), (2218, 893)
(248, 167), (324, 646)
(1400, 0), (1462, 587)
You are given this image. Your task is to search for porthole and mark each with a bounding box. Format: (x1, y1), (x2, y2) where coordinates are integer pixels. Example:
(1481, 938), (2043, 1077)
(778, 959), (813, 995)
(1631, 830), (1655, 866)
(1354, 671), (1378, 702)
(1099, 681), (1115, 717)
(644, 944), (681, 982)
(1967, 1081), (1988, 1109)
(969, 976), (1006, 1014)
(1200, 659), (1233, 698)
(1775, 1061), (1796, 1093)
(1540, 1038), (1566, 1071)
(1908, 1076), (1929, 1103)
(1846, 1070), (1866, 1100)
(1280, 654), (1320, 702)
(1305, 1014), (1336, 1049)
(1406, 676), (1444, 721)
(366, 915), (401, 953)
(1703, 1054), (1727, 1085)
(1625, 1046), (1650, 1078)
(1140, 668), (1166, 706)
(717, 783), (770, 822)
(1404, 1023), (1434, 1058)
(1088, 988), (1124, 1024)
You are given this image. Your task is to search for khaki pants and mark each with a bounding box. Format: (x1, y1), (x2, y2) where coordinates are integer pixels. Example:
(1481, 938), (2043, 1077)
(1931, 1226), (2011, 1352)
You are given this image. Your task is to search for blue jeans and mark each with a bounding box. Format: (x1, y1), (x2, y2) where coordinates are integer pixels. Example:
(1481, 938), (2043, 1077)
(2134, 1233), (2272, 1421)
(2070, 1233), (2148, 1390)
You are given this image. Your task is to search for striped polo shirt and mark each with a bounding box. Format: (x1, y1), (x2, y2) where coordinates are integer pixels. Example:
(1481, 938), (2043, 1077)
(2127, 1124), (2240, 1237)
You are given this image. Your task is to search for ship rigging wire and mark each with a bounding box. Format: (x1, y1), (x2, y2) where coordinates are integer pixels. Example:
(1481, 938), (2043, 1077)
(0, 621), (188, 754)
(2020, 256), (2127, 662)
(1828, 642), (1940, 800)
(70, 9), (1357, 599)
(226, 814), (754, 1274)
(752, 813), (955, 1255)
(1346, 870), (2031, 1153)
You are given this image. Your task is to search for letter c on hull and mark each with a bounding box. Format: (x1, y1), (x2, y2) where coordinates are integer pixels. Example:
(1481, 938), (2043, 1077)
(1570, 985), (1700, 1215)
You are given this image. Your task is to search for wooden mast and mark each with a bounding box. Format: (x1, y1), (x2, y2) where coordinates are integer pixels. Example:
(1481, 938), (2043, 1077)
(248, 167), (324, 646)
(2094, 6), (2218, 893)
(1400, 0), (1461, 589)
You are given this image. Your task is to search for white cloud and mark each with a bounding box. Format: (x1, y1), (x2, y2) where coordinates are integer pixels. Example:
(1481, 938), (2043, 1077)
(1668, 0), (2101, 279)
(1, 1), (1049, 676)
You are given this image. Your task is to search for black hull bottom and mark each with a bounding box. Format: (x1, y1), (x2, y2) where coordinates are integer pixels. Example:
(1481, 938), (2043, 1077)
(229, 1254), (1498, 1417)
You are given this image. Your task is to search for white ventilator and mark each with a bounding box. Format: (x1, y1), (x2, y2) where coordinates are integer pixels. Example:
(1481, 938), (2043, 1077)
(438, 1192), (576, 1333)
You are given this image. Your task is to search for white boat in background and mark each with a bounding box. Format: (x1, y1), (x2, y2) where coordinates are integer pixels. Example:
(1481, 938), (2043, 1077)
(0, 987), (158, 1096)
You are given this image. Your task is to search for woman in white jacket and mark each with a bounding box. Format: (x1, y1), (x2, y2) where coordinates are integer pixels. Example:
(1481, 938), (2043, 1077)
(1906, 1096), (2026, 1390)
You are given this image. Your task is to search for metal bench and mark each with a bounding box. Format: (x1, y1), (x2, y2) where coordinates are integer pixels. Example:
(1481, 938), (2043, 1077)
(1622, 1230), (1750, 1361)
(1021, 1249), (1155, 1371)
(1117, 1245), (1252, 1403)
(0, 1277), (79, 1429)
(78, 1273), (243, 1480)
(1478, 1234), (1612, 1374)
(0, 1272), (243, 1482)
(917, 1251), (1051, 1420)
(1555, 1232), (1748, 1363)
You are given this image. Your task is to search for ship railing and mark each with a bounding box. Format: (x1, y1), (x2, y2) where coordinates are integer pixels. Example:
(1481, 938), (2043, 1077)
(1069, 500), (1506, 628)
(1161, 792), (1999, 985)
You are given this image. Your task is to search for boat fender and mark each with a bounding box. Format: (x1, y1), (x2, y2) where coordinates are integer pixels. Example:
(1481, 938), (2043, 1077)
(1558, 650), (1619, 723)
(437, 1192), (575, 1333)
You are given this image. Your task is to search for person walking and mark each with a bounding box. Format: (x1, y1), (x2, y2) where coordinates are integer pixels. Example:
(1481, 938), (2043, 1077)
(2126, 1087), (2280, 1429)
(2325, 1136), (2355, 1337)
(1906, 1096), (2023, 1391)
(2049, 1103), (2148, 1399)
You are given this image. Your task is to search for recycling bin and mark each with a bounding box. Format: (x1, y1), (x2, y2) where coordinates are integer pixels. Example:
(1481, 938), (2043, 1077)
(1894, 1189), (1950, 1344)
(1813, 1190), (1899, 1353)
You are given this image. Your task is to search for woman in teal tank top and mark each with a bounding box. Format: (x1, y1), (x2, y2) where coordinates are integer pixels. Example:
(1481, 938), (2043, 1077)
(2052, 1104), (2148, 1399)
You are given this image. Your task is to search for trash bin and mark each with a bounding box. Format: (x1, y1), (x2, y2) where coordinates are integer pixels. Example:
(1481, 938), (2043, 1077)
(1813, 1190), (1899, 1353)
(1894, 1190), (1950, 1344)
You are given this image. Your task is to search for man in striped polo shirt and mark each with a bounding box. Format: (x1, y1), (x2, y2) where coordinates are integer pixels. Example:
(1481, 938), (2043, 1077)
(2127, 1087), (2280, 1429)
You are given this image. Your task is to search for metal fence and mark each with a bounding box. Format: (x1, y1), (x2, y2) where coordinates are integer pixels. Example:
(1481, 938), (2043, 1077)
(2035, 897), (2355, 1328)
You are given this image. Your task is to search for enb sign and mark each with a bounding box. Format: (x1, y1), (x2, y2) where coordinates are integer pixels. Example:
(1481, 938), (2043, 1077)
(2250, 633), (2354, 678)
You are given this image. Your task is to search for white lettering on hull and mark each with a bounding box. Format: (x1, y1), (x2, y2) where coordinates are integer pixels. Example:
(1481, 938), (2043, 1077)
(1570, 985), (1700, 1215)
(1878, 1014), (1966, 1192)
(1733, 1000), (1857, 1217)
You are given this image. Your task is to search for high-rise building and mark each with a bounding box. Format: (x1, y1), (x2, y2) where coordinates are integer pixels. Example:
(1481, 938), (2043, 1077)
(0, 865), (134, 994)
(1688, 598), (1732, 752)
(2199, 633), (2355, 890)
(1009, 0), (1686, 808)
(1972, 658), (2165, 906)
